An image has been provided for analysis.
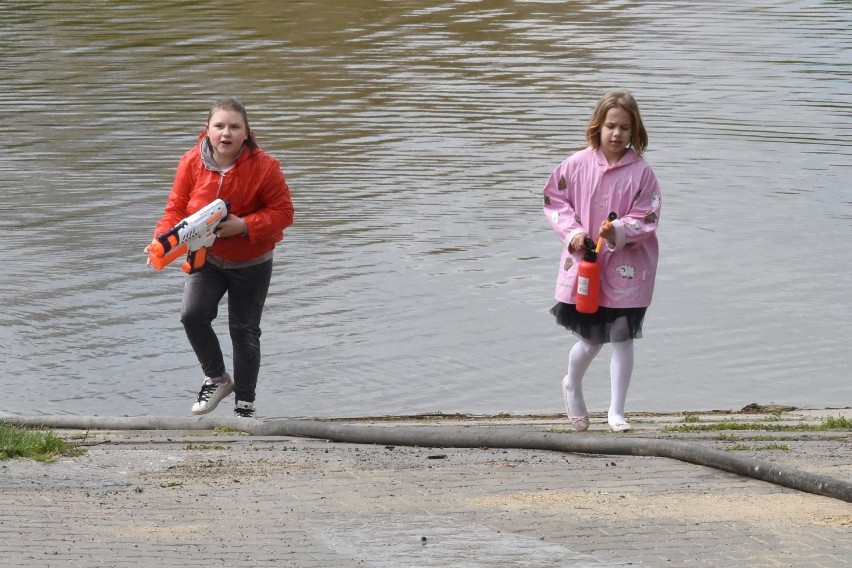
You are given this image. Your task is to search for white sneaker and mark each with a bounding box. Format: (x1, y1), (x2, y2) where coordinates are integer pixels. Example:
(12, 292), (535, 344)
(191, 374), (234, 415)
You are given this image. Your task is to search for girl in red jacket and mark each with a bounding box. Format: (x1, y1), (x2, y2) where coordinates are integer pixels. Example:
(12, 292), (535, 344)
(149, 97), (294, 418)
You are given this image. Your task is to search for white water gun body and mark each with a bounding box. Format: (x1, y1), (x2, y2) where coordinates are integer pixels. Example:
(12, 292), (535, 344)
(148, 199), (230, 274)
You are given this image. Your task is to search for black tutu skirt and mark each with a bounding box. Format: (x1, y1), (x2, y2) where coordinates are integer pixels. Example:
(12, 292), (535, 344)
(550, 302), (647, 344)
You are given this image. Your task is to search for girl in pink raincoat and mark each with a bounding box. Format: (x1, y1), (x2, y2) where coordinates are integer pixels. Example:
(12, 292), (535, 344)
(543, 91), (661, 433)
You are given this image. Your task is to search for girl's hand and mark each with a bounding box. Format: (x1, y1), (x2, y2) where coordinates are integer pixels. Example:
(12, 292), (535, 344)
(144, 240), (156, 265)
(599, 219), (615, 241)
(215, 215), (248, 238)
(569, 232), (588, 252)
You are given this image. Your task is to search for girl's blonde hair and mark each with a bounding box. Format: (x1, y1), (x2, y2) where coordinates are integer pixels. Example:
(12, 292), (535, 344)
(585, 91), (648, 155)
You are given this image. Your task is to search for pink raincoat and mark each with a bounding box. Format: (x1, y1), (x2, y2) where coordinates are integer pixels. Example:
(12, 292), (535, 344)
(543, 147), (661, 308)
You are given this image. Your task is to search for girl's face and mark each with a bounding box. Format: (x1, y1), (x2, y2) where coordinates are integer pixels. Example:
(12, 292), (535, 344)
(600, 106), (632, 164)
(206, 109), (248, 164)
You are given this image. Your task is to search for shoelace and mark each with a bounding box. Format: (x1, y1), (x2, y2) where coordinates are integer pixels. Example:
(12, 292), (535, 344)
(234, 407), (254, 418)
(196, 382), (217, 403)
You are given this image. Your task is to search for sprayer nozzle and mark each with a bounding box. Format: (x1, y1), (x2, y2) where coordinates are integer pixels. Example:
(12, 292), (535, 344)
(583, 237), (598, 261)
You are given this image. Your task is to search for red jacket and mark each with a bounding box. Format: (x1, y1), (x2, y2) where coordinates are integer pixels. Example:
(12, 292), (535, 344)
(155, 134), (294, 262)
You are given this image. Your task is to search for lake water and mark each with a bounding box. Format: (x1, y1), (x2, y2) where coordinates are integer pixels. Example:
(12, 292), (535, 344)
(2, 1), (850, 419)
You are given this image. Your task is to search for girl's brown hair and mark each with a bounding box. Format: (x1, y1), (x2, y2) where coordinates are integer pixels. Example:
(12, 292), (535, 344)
(207, 96), (259, 150)
(585, 91), (648, 155)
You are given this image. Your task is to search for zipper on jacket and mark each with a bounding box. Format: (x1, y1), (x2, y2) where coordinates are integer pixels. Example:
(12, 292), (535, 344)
(215, 170), (226, 199)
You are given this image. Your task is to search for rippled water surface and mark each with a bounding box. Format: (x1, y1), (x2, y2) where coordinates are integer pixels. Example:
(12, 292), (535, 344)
(2, 1), (850, 418)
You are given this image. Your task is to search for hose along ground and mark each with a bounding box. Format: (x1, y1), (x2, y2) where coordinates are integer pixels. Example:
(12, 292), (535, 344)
(7, 415), (851, 504)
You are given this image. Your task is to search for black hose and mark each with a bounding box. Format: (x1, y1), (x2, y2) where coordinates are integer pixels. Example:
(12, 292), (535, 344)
(7, 415), (851, 504)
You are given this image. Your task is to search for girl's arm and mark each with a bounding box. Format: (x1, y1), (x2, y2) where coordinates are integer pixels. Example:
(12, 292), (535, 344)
(241, 160), (294, 243)
(607, 167), (661, 251)
(543, 167), (586, 251)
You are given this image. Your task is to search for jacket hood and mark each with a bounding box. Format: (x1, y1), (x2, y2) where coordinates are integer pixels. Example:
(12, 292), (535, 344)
(593, 147), (642, 169)
(197, 131), (246, 173)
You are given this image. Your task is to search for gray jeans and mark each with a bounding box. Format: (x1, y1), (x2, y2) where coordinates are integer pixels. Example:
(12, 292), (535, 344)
(180, 260), (273, 403)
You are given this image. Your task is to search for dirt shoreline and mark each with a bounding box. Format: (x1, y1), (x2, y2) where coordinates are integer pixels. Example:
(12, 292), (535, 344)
(1, 406), (850, 566)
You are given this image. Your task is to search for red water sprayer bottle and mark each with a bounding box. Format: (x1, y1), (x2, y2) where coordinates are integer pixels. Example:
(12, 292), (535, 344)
(575, 212), (616, 314)
(575, 237), (601, 314)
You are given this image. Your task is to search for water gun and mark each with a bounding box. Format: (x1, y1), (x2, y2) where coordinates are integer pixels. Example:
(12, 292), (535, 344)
(148, 199), (230, 274)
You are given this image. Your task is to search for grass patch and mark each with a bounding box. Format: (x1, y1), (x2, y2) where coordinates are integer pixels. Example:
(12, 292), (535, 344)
(758, 443), (790, 451)
(0, 422), (84, 462)
(714, 433), (739, 441)
(751, 434), (774, 441)
(726, 443), (790, 452)
(664, 416), (852, 433)
(184, 443), (227, 451)
(823, 416), (852, 429)
(213, 426), (246, 435)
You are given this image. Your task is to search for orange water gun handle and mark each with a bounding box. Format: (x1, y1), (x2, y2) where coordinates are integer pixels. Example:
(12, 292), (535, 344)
(595, 212), (618, 254)
(181, 247), (208, 274)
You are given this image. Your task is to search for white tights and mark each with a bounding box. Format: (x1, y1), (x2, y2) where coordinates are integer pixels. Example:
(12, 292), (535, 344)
(561, 317), (634, 426)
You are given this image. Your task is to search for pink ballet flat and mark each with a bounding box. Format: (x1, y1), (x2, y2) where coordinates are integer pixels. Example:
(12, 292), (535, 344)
(568, 414), (590, 432)
(609, 421), (631, 432)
